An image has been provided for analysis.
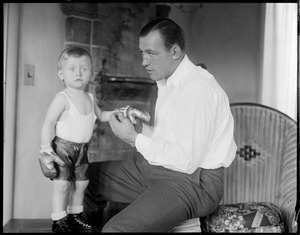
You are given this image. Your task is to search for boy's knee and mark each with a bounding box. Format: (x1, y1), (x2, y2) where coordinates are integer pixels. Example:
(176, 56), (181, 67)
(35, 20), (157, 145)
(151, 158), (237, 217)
(54, 181), (71, 194)
(74, 180), (89, 192)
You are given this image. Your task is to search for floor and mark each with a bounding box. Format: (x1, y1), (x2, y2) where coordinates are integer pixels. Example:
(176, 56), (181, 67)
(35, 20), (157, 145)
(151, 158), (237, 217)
(3, 218), (203, 233)
(3, 219), (53, 233)
(3, 202), (128, 233)
(3, 219), (104, 233)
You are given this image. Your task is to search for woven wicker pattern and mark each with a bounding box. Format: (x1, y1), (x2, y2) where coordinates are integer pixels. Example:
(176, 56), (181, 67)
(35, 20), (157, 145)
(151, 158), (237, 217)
(221, 103), (297, 232)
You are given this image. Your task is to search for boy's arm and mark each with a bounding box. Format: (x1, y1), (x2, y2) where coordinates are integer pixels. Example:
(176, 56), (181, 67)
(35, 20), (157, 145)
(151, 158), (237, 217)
(39, 94), (66, 178)
(41, 94), (66, 145)
(94, 101), (118, 122)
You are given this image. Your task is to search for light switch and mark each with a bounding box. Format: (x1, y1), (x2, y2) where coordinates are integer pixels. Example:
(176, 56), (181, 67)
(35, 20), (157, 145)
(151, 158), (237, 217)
(24, 64), (34, 86)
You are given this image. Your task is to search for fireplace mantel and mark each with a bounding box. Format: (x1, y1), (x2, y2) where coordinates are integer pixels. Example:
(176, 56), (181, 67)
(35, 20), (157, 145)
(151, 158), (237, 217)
(103, 75), (155, 85)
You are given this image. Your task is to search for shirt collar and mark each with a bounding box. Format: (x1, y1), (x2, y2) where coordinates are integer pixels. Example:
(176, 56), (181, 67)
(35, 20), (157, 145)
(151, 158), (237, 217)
(166, 54), (189, 88)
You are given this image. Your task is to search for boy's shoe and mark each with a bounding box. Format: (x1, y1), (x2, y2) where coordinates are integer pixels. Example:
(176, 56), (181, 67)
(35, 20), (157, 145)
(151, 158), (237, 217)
(52, 216), (72, 233)
(67, 213), (92, 231)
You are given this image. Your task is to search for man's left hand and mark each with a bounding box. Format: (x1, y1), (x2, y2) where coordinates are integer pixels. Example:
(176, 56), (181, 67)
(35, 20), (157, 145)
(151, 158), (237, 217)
(109, 112), (138, 147)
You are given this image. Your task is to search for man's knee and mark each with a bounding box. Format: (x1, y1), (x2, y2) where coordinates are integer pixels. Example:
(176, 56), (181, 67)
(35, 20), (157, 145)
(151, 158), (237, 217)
(101, 222), (122, 232)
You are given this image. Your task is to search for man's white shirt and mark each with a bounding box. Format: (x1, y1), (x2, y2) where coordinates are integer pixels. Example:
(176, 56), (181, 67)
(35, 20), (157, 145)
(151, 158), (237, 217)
(135, 55), (237, 174)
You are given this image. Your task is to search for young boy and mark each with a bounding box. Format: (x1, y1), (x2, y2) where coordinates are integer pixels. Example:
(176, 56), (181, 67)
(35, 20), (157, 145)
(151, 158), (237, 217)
(40, 47), (117, 232)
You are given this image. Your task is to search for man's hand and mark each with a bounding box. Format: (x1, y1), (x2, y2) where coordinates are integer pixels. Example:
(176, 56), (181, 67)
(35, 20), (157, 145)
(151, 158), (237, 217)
(38, 151), (65, 179)
(109, 112), (138, 147)
(133, 118), (143, 134)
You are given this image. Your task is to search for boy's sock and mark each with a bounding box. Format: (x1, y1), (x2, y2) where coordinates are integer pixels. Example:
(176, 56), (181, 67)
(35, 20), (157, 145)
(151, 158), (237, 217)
(51, 211), (71, 233)
(67, 205), (83, 214)
(51, 211), (67, 221)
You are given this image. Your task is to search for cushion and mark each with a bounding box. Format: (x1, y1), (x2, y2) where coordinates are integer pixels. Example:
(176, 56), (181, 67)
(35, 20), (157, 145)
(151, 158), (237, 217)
(169, 218), (201, 233)
(202, 202), (285, 233)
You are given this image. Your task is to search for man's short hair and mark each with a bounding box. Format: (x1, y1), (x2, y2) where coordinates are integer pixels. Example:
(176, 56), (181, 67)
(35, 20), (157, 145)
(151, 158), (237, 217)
(140, 18), (185, 51)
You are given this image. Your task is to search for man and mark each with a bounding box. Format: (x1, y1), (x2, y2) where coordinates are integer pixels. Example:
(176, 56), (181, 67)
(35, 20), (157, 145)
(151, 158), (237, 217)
(84, 17), (237, 232)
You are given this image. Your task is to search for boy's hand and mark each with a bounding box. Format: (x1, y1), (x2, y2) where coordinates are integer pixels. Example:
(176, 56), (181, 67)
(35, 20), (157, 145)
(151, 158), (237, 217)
(119, 105), (151, 124)
(38, 151), (65, 179)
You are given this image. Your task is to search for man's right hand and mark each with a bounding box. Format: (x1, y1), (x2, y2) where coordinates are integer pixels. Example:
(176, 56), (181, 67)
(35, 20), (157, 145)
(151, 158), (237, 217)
(109, 112), (138, 147)
(133, 118), (143, 134)
(38, 151), (65, 179)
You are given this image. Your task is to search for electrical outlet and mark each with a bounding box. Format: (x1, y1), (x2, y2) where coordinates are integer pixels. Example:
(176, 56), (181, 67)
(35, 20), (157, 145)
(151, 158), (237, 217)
(24, 64), (34, 86)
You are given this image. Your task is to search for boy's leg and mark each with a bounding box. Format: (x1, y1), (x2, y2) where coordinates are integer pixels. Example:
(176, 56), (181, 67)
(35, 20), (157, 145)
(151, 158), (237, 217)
(52, 180), (72, 213)
(51, 137), (92, 232)
(68, 180), (89, 207)
(67, 180), (93, 231)
(51, 180), (72, 233)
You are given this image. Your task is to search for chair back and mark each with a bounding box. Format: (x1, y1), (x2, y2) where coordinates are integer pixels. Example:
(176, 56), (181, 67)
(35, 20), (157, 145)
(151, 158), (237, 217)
(222, 103), (297, 232)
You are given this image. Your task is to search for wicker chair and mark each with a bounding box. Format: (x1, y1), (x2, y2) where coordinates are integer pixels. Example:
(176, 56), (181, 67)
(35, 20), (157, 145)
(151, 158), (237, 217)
(210, 103), (297, 233)
(179, 103), (297, 232)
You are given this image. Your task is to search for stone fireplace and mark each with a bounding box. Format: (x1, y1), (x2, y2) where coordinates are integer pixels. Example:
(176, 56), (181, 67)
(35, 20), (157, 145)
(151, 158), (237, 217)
(60, 3), (158, 162)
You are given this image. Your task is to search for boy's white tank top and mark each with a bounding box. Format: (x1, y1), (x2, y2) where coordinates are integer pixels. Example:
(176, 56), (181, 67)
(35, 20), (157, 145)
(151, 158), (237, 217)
(56, 91), (97, 143)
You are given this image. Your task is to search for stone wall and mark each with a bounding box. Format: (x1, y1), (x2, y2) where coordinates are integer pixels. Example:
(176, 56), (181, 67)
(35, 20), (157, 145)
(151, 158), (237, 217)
(61, 3), (156, 76)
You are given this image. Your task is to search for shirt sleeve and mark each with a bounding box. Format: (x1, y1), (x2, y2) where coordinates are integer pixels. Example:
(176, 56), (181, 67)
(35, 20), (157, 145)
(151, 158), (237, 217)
(135, 80), (217, 174)
(141, 123), (153, 136)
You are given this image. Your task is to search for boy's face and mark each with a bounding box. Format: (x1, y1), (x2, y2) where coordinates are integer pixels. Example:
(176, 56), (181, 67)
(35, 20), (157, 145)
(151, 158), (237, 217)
(58, 55), (93, 90)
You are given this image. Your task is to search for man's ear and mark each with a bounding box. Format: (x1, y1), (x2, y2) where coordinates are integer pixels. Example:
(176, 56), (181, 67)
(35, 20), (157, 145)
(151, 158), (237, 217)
(57, 69), (64, 81)
(171, 44), (182, 60)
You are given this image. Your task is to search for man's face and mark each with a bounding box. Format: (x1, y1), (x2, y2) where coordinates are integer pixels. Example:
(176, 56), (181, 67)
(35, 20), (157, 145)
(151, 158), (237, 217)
(139, 30), (174, 81)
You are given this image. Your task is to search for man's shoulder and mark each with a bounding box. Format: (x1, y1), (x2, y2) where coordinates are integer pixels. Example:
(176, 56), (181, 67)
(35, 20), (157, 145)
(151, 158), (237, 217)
(184, 70), (214, 89)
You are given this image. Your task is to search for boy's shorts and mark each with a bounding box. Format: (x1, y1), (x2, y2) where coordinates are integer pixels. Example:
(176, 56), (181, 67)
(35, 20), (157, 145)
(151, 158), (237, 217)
(52, 136), (90, 181)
